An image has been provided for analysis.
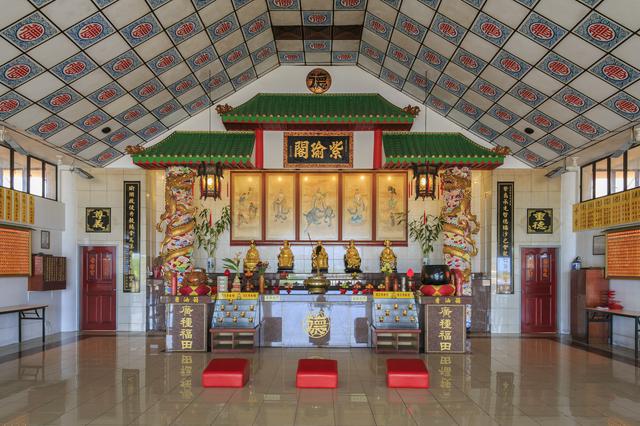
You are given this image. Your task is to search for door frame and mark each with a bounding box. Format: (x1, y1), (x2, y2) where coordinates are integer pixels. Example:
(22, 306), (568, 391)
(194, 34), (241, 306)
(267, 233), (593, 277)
(79, 244), (118, 331)
(519, 245), (560, 334)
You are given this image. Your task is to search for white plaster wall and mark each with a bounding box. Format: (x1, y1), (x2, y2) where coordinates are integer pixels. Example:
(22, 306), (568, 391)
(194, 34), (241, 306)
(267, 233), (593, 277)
(0, 196), (65, 346)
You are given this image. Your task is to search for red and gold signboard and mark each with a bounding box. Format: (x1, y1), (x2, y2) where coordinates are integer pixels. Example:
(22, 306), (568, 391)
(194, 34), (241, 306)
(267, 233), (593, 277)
(0, 226), (31, 276)
(0, 188), (34, 225)
(606, 229), (640, 278)
(573, 187), (640, 231)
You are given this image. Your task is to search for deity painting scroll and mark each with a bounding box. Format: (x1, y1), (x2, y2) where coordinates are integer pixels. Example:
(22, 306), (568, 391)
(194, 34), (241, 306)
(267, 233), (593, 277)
(375, 173), (407, 241)
(342, 173), (372, 240)
(299, 173), (339, 241)
(266, 173), (296, 241)
(231, 173), (262, 241)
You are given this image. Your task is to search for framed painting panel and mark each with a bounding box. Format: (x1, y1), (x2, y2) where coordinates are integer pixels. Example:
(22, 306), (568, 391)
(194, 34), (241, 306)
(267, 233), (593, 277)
(299, 173), (339, 241)
(375, 173), (407, 241)
(342, 173), (373, 241)
(231, 173), (263, 241)
(265, 173), (296, 241)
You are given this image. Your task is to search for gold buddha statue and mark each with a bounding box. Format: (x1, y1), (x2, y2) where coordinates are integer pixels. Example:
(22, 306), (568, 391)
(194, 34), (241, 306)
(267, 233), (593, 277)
(243, 240), (260, 272)
(278, 240), (294, 271)
(344, 240), (361, 273)
(380, 240), (397, 271)
(311, 241), (329, 273)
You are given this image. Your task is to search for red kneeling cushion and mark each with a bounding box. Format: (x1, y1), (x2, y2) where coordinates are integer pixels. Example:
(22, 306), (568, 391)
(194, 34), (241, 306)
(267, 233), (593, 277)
(202, 358), (249, 388)
(296, 359), (338, 388)
(386, 359), (429, 388)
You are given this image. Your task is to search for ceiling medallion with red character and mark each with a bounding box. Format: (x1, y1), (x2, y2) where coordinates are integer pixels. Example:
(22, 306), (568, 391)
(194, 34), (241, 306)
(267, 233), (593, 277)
(306, 68), (331, 94)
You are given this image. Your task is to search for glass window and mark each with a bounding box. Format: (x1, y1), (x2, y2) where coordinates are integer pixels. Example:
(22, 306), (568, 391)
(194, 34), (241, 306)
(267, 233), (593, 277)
(594, 159), (608, 198)
(627, 146), (640, 190)
(0, 146), (9, 189)
(12, 151), (27, 192)
(44, 163), (57, 200)
(581, 164), (593, 201)
(29, 157), (43, 197)
(610, 155), (625, 193)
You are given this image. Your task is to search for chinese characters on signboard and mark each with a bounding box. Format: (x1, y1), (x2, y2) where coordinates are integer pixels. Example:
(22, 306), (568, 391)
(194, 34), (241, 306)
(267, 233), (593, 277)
(166, 302), (208, 352)
(305, 68), (332, 94)
(123, 181), (140, 293)
(284, 132), (353, 168)
(86, 207), (111, 233)
(0, 187), (35, 225)
(527, 208), (553, 234)
(497, 182), (513, 294)
(426, 304), (465, 353)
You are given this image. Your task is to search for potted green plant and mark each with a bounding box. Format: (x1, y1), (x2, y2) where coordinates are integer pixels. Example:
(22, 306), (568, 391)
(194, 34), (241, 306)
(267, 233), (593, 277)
(408, 213), (444, 265)
(222, 253), (242, 292)
(194, 205), (230, 273)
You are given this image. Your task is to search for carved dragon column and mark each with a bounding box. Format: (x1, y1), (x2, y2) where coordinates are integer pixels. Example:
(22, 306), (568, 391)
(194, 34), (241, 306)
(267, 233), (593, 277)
(157, 166), (196, 281)
(441, 167), (479, 298)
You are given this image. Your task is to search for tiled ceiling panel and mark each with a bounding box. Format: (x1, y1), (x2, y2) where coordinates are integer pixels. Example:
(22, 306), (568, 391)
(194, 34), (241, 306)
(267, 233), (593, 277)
(0, 0), (637, 167)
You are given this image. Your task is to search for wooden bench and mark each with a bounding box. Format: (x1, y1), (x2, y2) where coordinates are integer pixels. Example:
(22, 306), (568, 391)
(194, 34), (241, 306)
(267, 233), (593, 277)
(0, 304), (48, 344)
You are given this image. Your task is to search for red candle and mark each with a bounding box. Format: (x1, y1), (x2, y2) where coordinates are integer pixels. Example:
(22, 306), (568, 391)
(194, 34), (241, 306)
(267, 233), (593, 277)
(171, 273), (178, 296)
(423, 210), (427, 224)
(209, 211), (212, 226)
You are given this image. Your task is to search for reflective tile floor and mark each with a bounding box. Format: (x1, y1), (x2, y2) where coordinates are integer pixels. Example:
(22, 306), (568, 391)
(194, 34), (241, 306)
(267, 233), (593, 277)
(0, 334), (639, 425)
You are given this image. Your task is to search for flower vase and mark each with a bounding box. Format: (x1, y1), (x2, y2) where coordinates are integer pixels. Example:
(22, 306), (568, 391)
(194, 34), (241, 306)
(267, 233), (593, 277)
(206, 257), (215, 274)
(384, 275), (391, 291)
(258, 275), (265, 294)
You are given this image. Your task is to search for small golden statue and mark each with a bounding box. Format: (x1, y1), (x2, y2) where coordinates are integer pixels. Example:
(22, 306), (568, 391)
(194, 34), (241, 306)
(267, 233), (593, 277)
(243, 240), (260, 272)
(380, 240), (397, 271)
(311, 241), (329, 273)
(278, 240), (294, 271)
(344, 240), (361, 273)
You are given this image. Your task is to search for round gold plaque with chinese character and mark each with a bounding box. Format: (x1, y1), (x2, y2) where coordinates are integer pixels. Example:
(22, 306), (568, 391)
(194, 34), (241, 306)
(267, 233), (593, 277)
(306, 68), (331, 94)
(304, 310), (330, 338)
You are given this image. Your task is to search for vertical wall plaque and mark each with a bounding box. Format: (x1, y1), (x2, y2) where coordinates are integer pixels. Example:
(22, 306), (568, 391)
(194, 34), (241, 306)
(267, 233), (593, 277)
(496, 182), (514, 294)
(123, 181), (140, 293)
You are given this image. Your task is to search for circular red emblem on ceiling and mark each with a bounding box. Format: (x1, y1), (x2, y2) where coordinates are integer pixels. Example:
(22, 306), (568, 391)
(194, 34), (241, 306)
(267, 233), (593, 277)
(386, 72), (398, 83)
(50, 93), (71, 107)
(563, 93), (584, 107)
(511, 132), (526, 143)
(369, 19), (387, 34)
(602, 64), (628, 81)
(175, 22), (195, 37)
(480, 22), (502, 39)
(159, 104), (174, 114)
(72, 138), (89, 149)
(17, 23), (45, 41)
(113, 58), (133, 72)
(257, 47), (272, 59)
(336, 53), (353, 61)
(496, 110), (512, 122)
(63, 61), (86, 76)
(308, 41), (326, 50)
(283, 53), (299, 61)
(131, 22), (153, 39)
(413, 75), (426, 87)
(273, 0), (293, 6)
(392, 49), (407, 62)
(424, 51), (440, 65)
(144, 126), (158, 136)
(518, 88), (538, 102)
(175, 80), (192, 92)
(84, 115), (103, 126)
(227, 50), (242, 62)
(340, 0), (360, 6)
(194, 53), (210, 65)
(207, 77), (222, 88)
(191, 100), (204, 110)
(98, 152), (114, 161)
(5, 64), (31, 80)
(237, 72), (251, 83)
(587, 23), (615, 42)
(614, 98), (639, 114)
(0, 99), (19, 112)
(98, 89), (116, 101)
(39, 122), (58, 133)
(462, 104), (477, 115)
(110, 132), (126, 142)
(156, 55), (175, 69)
(529, 22), (553, 40)
(123, 110), (141, 121)
(365, 47), (379, 59)
(444, 80), (459, 92)
(139, 84), (157, 97)
(307, 14), (327, 24)
(79, 22), (103, 40)
(533, 114), (551, 128)
(431, 98), (445, 109)
(479, 126), (492, 136)
(500, 58), (521, 73)
(479, 83), (496, 96)
(401, 20), (419, 35)
(525, 152), (539, 162)
(576, 122), (596, 134)
(459, 55), (478, 69)
(547, 60), (570, 76)
(248, 19), (265, 34)
(547, 138), (565, 151)
(214, 21), (232, 36)
(438, 22), (457, 38)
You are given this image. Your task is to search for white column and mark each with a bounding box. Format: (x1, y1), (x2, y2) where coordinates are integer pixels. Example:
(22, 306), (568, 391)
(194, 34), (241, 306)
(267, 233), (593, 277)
(60, 170), (79, 332)
(559, 170), (577, 334)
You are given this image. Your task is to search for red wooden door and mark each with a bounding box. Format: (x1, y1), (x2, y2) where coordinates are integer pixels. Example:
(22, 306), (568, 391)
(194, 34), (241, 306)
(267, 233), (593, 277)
(521, 248), (557, 333)
(82, 246), (116, 330)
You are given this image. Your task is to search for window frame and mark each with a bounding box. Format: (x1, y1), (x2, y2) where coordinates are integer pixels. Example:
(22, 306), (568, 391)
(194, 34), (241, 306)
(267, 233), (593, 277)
(580, 146), (638, 203)
(0, 143), (58, 201)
